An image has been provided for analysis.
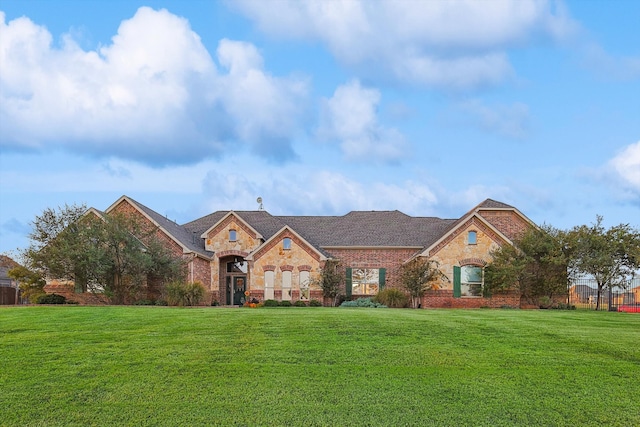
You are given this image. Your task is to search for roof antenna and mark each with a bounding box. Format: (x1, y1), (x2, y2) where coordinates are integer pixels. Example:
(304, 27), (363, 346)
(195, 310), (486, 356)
(257, 197), (263, 211)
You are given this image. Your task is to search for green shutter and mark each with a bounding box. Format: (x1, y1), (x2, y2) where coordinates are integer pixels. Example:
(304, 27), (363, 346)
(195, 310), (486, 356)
(379, 268), (386, 290)
(453, 266), (461, 298)
(346, 267), (352, 298)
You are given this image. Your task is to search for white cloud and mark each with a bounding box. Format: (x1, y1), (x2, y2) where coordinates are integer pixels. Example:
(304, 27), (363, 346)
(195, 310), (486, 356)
(317, 80), (407, 162)
(0, 8), (307, 165)
(610, 141), (640, 194)
(215, 39), (309, 160)
(458, 99), (530, 139)
(232, 0), (575, 88)
(201, 167), (438, 216)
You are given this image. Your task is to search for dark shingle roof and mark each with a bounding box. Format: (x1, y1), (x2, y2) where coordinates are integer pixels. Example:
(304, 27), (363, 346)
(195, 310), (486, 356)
(183, 209), (457, 250)
(182, 210), (287, 239)
(182, 211), (228, 236)
(279, 212), (455, 248)
(122, 197), (516, 257)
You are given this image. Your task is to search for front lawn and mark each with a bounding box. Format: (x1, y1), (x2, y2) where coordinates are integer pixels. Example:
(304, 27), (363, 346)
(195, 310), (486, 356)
(0, 307), (638, 426)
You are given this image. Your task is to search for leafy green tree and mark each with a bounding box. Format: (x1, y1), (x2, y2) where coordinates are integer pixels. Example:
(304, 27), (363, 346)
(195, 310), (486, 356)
(567, 216), (640, 310)
(87, 212), (155, 304)
(400, 257), (447, 308)
(484, 224), (568, 306)
(7, 265), (46, 303)
(313, 259), (343, 306)
(23, 203), (89, 286)
(23, 204), (184, 304)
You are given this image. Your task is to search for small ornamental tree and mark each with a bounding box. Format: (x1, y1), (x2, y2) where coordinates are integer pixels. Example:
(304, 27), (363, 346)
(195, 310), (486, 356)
(400, 257), (447, 308)
(314, 259), (343, 307)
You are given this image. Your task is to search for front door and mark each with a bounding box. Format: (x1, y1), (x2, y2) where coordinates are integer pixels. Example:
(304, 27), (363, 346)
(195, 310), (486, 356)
(232, 276), (247, 306)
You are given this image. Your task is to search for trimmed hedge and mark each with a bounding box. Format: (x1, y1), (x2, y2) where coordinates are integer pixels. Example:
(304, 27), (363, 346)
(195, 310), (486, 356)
(340, 297), (387, 308)
(36, 293), (67, 304)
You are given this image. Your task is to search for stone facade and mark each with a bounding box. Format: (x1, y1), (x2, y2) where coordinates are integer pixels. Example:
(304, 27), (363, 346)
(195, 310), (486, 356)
(249, 229), (324, 302)
(428, 216), (505, 292)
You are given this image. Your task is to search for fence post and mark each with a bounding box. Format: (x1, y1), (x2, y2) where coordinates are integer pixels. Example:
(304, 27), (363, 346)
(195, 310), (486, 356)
(608, 287), (612, 311)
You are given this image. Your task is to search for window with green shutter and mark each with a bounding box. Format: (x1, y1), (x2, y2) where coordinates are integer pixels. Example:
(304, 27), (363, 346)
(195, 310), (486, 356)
(349, 268), (385, 295)
(453, 265), (484, 297)
(461, 266), (483, 297)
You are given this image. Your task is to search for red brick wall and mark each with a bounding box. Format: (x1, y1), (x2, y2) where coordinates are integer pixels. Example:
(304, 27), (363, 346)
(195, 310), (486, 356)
(477, 210), (530, 241)
(421, 289), (521, 308)
(323, 247), (419, 295)
(189, 256), (211, 288)
(44, 282), (110, 305)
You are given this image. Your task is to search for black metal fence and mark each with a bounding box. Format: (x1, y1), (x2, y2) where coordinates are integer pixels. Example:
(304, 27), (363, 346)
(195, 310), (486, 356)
(568, 278), (640, 311)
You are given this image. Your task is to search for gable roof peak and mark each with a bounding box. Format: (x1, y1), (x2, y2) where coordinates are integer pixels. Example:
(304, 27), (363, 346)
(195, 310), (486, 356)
(476, 198), (515, 210)
(105, 195), (212, 258)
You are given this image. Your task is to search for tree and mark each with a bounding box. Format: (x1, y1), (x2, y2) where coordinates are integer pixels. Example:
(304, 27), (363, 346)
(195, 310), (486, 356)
(7, 265), (46, 303)
(484, 224), (568, 306)
(314, 259), (343, 307)
(23, 203), (89, 284)
(86, 212), (156, 304)
(23, 204), (185, 304)
(400, 257), (447, 308)
(567, 216), (640, 310)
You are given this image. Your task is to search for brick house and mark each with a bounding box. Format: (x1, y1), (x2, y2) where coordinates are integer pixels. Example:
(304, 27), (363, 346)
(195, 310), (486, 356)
(0, 255), (20, 305)
(47, 195), (534, 307)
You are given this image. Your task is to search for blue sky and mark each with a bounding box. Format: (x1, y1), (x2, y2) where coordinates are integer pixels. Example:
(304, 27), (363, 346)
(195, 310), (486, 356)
(1, 0), (639, 256)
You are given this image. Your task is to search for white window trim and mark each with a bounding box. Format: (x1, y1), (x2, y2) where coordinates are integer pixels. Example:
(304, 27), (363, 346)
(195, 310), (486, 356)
(468, 230), (477, 245)
(283, 237), (292, 250)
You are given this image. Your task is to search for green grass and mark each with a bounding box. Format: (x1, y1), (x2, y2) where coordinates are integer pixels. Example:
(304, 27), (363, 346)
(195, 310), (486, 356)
(1, 307), (638, 426)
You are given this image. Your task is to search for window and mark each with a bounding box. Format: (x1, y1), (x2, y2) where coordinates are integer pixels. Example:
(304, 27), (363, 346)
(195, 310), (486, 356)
(283, 237), (292, 250)
(264, 271), (275, 300)
(282, 271), (292, 301)
(299, 271), (310, 300)
(346, 268), (386, 297)
(468, 231), (477, 245)
(229, 229), (237, 241)
(226, 259), (247, 273)
(454, 265), (483, 297)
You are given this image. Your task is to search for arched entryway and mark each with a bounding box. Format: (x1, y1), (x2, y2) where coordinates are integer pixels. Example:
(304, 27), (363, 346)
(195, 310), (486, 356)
(219, 253), (249, 305)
